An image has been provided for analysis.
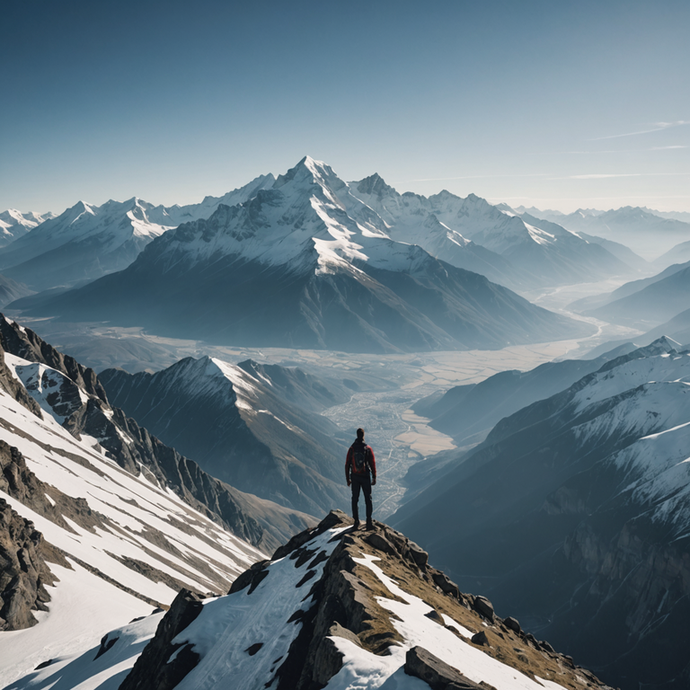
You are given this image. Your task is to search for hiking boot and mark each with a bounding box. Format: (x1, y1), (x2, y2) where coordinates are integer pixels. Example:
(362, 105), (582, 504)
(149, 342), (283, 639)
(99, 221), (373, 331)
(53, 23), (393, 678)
(366, 520), (374, 530)
(353, 519), (360, 530)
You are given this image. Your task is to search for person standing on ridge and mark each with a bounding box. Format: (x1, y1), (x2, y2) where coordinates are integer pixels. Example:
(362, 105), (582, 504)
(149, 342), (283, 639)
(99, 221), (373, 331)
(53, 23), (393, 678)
(345, 427), (376, 530)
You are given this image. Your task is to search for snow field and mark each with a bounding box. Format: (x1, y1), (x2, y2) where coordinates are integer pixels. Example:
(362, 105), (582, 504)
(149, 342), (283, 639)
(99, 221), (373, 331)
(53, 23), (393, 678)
(0, 562), (160, 689)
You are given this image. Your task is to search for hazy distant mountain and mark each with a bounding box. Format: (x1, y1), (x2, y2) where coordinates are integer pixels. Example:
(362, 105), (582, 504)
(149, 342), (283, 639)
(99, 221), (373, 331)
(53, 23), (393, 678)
(569, 259), (690, 314)
(353, 186), (632, 289)
(0, 274), (32, 308)
(654, 237), (690, 267)
(413, 341), (637, 446)
(640, 207), (690, 223)
(573, 231), (649, 271)
(0, 176), (275, 292)
(544, 206), (690, 261)
(585, 263), (690, 328)
(0, 209), (54, 248)
(100, 356), (352, 515)
(393, 338), (690, 689)
(22, 157), (594, 353)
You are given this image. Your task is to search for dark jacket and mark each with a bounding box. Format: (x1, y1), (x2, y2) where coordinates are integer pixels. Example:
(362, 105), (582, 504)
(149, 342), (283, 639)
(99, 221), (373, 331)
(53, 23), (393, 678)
(345, 440), (376, 482)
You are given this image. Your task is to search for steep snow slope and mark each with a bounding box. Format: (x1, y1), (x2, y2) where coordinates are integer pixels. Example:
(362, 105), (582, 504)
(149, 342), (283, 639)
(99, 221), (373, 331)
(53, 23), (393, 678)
(7, 512), (614, 690)
(28, 157), (593, 353)
(0, 356), (265, 684)
(0, 314), (319, 685)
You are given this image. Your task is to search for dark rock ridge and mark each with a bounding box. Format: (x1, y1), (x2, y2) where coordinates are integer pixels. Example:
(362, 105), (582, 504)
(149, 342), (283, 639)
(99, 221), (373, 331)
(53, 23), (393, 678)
(99, 356), (351, 515)
(0, 497), (58, 630)
(119, 589), (204, 690)
(117, 511), (614, 690)
(0, 313), (313, 553)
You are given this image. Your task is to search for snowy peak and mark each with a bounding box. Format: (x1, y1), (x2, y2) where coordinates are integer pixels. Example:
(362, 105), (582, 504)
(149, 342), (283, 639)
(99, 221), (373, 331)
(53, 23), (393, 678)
(0, 209), (53, 247)
(353, 172), (396, 199)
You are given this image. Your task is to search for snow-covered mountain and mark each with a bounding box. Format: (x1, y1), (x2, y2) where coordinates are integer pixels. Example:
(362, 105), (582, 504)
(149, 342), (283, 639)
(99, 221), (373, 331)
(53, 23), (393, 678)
(22, 157), (594, 353)
(0, 313), (323, 684)
(6, 510), (615, 690)
(352, 179), (632, 289)
(348, 175), (525, 289)
(393, 337), (690, 689)
(0, 198), (174, 291)
(99, 356), (352, 515)
(0, 209), (53, 248)
(0, 175), (275, 293)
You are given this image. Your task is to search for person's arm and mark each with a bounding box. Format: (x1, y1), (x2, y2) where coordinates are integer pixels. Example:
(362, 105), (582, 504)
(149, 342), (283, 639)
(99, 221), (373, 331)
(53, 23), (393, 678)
(345, 449), (352, 486)
(369, 446), (376, 485)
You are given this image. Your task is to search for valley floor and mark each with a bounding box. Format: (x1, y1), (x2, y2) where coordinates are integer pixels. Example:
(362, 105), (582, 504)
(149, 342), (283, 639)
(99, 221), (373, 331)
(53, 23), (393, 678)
(14, 284), (640, 519)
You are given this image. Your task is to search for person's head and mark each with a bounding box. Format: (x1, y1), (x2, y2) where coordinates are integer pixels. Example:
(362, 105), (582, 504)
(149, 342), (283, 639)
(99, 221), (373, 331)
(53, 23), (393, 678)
(356, 427), (364, 441)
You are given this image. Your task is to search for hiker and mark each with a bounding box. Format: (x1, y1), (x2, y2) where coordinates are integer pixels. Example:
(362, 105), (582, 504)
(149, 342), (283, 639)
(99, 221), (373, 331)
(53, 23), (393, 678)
(345, 427), (377, 530)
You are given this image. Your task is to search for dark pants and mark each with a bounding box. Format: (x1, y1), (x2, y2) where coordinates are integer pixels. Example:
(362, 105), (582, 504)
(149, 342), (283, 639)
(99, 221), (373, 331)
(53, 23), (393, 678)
(351, 473), (372, 522)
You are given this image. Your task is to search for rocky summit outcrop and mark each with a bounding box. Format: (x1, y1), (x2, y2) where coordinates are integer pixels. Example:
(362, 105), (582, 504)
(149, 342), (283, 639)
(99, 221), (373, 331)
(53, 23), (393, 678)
(112, 511), (615, 690)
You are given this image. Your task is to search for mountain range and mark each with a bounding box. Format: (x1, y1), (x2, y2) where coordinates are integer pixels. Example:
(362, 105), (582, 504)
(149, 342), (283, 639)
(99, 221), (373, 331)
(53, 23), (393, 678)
(16, 157), (595, 354)
(353, 178), (634, 291)
(0, 175), (275, 293)
(520, 205), (690, 262)
(393, 337), (690, 689)
(0, 210), (54, 248)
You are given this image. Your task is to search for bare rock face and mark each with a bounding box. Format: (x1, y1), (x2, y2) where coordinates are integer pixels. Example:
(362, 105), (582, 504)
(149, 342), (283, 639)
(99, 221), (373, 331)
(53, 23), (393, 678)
(0, 498), (57, 630)
(118, 589), (205, 690)
(405, 645), (490, 689)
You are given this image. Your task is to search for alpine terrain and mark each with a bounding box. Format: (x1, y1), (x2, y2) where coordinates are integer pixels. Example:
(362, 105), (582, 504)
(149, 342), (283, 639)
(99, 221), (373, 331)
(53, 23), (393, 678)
(5, 511), (615, 690)
(393, 337), (690, 689)
(20, 157), (594, 353)
(99, 357), (353, 515)
(0, 314), (314, 684)
(0, 174), (274, 293)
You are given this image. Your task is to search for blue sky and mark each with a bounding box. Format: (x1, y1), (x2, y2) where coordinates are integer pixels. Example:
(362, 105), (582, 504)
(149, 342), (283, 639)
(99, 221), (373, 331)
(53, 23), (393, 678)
(2, 0), (689, 214)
